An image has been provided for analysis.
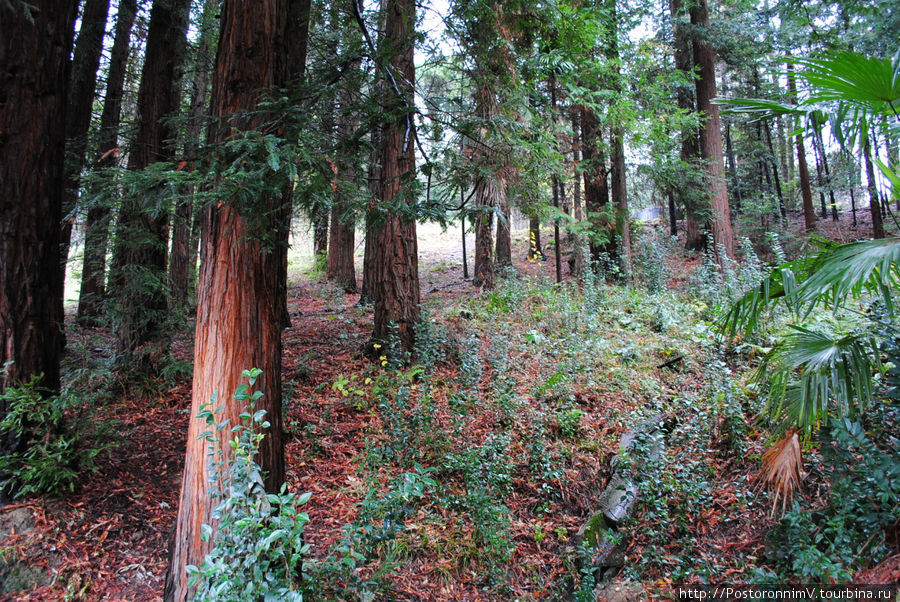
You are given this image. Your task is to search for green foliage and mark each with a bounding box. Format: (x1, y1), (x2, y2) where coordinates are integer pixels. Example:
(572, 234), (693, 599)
(187, 369), (311, 601)
(0, 378), (114, 498)
(767, 416), (900, 582)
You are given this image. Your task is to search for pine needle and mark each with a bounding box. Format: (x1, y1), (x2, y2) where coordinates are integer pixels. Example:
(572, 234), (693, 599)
(758, 429), (802, 518)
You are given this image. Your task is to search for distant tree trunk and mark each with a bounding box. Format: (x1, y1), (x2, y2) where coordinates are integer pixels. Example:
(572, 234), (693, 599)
(763, 119), (786, 220)
(78, 0), (138, 322)
(570, 107), (586, 276)
(864, 134), (885, 239)
(670, 0), (704, 251)
(327, 45), (359, 294)
(61, 0), (111, 309)
(605, 0), (630, 274)
(473, 84), (497, 289)
(787, 64), (816, 231)
(813, 128), (837, 221)
(169, 0), (217, 311)
(495, 184), (512, 270)
(690, 0), (733, 261)
(528, 215), (543, 260)
(277, 0), (313, 327)
(108, 0), (191, 366)
(164, 1), (288, 599)
(372, 0), (420, 351)
(813, 137), (828, 218)
(725, 122), (742, 213)
(0, 0), (77, 465)
(580, 105), (610, 265)
(668, 190), (678, 236)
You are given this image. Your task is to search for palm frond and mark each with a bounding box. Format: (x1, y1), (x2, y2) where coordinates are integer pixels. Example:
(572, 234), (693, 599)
(719, 97), (802, 121)
(793, 238), (900, 318)
(759, 327), (881, 432)
(758, 429), (802, 518)
(794, 51), (900, 113)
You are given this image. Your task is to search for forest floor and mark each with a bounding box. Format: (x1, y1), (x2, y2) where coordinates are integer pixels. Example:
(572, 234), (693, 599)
(2, 207), (897, 601)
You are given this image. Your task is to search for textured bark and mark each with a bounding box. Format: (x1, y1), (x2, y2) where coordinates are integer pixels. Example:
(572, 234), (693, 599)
(814, 128), (837, 221)
(864, 134), (885, 239)
(372, 0), (420, 351)
(164, 1), (288, 599)
(605, 0), (629, 274)
(78, 0), (138, 322)
(109, 0), (191, 364)
(327, 48), (359, 294)
(529, 215), (544, 260)
(670, 0), (704, 251)
(473, 83), (497, 289)
(580, 105), (610, 265)
(170, 0), (217, 311)
(495, 185), (512, 270)
(61, 0), (111, 307)
(276, 0), (312, 327)
(690, 0), (733, 261)
(763, 119), (786, 219)
(787, 64), (816, 231)
(1, 1), (77, 450)
(570, 107), (586, 276)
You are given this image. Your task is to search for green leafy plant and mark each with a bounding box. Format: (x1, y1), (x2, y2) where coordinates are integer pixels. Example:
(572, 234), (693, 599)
(187, 369), (311, 601)
(0, 377), (114, 498)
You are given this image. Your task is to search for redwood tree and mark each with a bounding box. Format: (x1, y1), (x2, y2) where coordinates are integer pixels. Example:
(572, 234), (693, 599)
(0, 0), (77, 434)
(690, 0), (734, 260)
(108, 0), (191, 365)
(61, 0), (111, 300)
(372, 0), (420, 350)
(165, 0), (288, 599)
(78, 0), (139, 322)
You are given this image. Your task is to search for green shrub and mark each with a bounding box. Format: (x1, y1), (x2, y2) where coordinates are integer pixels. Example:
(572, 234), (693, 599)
(0, 378), (113, 498)
(187, 369), (311, 601)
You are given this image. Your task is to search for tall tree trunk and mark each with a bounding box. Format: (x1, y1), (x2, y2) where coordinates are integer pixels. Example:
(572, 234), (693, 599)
(763, 119), (786, 220)
(814, 128), (838, 221)
(78, 0), (139, 322)
(864, 134), (885, 239)
(108, 0), (191, 367)
(670, 0), (704, 251)
(276, 0), (313, 327)
(605, 0), (629, 274)
(570, 107), (586, 276)
(327, 40), (359, 294)
(372, 0), (419, 351)
(0, 0), (77, 476)
(580, 105), (610, 266)
(690, 0), (733, 261)
(169, 0), (217, 311)
(495, 184), (512, 270)
(164, 1), (288, 599)
(473, 83), (497, 289)
(61, 0), (111, 312)
(528, 215), (543, 260)
(787, 64), (816, 231)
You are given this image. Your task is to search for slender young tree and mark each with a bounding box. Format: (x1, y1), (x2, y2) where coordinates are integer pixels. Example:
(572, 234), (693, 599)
(0, 0), (77, 449)
(371, 0), (420, 350)
(108, 0), (191, 366)
(165, 1), (288, 599)
(787, 63), (816, 231)
(78, 0), (139, 322)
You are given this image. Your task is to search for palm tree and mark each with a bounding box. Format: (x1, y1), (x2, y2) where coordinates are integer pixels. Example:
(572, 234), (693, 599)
(720, 49), (900, 514)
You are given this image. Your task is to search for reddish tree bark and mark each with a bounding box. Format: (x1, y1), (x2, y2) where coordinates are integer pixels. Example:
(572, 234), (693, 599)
(372, 0), (420, 351)
(78, 0), (138, 323)
(1, 0), (77, 451)
(690, 0), (733, 261)
(108, 0), (191, 365)
(581, 105), (611, 266)
(164, 1), (288, 599)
